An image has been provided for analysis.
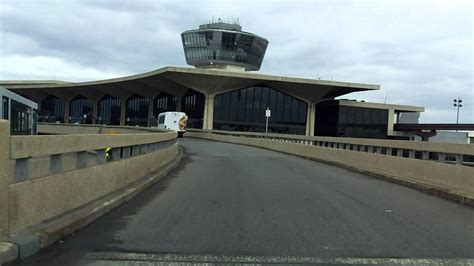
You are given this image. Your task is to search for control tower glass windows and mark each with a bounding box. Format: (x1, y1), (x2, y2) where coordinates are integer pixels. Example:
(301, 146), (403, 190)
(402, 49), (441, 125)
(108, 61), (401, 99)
(181, 28), (268, 71)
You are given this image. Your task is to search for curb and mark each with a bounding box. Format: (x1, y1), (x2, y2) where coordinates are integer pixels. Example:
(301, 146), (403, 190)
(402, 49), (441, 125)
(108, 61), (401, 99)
(0, 147), (183, 265)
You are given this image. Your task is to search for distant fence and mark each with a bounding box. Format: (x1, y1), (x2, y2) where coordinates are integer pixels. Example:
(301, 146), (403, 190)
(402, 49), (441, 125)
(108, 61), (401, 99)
(186, 129), (474, 204)
(0, 120), (179, 240)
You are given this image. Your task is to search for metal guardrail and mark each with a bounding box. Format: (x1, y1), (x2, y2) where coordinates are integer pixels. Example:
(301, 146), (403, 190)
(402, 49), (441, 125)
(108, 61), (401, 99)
(187, 129), (474, 166)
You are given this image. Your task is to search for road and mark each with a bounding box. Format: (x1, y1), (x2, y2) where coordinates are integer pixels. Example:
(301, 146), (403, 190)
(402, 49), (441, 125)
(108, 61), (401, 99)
(20, 138), (474, 265)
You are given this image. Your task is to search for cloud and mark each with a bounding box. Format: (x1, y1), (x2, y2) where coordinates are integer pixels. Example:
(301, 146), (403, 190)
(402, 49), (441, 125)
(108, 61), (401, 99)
(0, 0), (472, 123)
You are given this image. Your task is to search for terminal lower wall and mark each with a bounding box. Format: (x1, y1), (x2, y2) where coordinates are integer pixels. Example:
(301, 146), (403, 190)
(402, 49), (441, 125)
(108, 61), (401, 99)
(186, 132), (474, 198)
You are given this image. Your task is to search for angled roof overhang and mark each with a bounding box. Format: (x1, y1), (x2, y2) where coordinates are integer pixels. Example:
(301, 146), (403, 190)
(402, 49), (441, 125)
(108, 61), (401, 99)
(2, 66), (380, 103)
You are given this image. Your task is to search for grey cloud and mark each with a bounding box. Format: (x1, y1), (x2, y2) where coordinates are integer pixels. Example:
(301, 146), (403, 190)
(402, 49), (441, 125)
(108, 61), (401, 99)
(0, 0), (472, 123)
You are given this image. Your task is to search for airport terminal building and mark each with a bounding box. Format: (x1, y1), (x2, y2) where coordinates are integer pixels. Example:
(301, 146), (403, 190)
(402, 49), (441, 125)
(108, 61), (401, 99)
(1, 22), (423, 138)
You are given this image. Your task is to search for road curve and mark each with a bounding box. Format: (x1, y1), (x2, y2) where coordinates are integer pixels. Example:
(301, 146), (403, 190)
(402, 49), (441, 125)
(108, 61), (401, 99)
(20, 138), (474, 265)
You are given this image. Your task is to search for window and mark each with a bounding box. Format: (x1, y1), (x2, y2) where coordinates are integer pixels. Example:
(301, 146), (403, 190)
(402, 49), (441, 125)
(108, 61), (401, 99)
(126, 94), (148, 126)
(69, 95), (93, 124)
(158, 115), (165, 124)
(40, 96), (65, 122)
(98, 95), (121, 125)
(213, 85), (307, 135)
(10, 99), (32, 135)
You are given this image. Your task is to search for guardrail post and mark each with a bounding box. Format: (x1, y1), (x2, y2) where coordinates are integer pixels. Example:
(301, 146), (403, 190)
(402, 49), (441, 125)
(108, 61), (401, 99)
(0, 120), (11, 239)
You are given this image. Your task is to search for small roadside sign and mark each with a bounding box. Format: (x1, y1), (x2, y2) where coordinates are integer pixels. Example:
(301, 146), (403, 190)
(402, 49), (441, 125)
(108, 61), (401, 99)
(265, 108), (271, 118)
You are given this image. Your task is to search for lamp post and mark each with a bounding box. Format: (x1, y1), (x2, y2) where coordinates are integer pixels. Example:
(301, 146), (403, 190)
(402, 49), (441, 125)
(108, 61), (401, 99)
(453, 97), (463, 125)
(265, 107), (271, 134)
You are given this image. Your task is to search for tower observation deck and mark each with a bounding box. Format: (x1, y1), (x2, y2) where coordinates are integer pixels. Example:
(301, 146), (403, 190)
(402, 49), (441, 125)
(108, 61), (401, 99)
(181, 21), (269, 71)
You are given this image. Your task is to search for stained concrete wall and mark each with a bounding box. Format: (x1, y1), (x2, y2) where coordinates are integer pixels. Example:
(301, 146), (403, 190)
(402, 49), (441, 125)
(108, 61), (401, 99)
(0, 121), (10, 239)
(9, 144), (177, 233)
(0, 120), (179, 239)
(186, 131), (474, 199)
(38, 123), (162, 135)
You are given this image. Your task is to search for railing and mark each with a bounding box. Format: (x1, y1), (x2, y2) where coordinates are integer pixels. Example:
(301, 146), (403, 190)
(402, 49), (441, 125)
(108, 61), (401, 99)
(188, 129), (474, 166)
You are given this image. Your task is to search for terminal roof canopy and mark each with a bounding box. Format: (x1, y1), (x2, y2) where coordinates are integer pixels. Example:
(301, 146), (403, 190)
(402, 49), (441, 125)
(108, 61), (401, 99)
(2, 66), (379, 103)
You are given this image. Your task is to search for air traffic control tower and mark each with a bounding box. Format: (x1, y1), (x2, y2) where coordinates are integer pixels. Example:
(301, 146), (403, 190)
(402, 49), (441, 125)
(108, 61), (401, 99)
(181, 21), (269, 71)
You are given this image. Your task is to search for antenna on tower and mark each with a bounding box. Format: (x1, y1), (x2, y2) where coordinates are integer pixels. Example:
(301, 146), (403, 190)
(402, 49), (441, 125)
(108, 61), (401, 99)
(384, 89), (389, 104)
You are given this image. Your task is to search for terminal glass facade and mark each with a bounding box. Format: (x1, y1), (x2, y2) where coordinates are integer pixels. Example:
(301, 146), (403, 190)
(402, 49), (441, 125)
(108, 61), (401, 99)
(181, 89), (204, 129)
(39, 95), (64, 122)
(154, 92), (177, 117)
(98, 95), (121, 125)
(213, 85), (307, 135)
(126, 94), (148, 126)
(69, 95), (93, 124)
(315, 100), (388, 139)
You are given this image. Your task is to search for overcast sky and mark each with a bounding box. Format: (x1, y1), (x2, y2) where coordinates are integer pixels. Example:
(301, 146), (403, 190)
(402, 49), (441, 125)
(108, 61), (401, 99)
(0, 0), (472, 123)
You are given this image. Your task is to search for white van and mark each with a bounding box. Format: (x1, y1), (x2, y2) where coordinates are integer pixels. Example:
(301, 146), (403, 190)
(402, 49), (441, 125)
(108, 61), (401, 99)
(157, 112), (188, 137)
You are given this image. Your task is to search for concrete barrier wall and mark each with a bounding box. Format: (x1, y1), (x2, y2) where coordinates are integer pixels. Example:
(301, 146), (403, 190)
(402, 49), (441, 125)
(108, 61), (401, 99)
(9, 144), (177, 232)
(186, 131), (474, 200)
(0, 120), (179, 240)
(38, 123), (162, 135)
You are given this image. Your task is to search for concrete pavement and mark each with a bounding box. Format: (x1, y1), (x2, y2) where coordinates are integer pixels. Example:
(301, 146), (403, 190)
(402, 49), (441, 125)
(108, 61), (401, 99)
(18, 138), (474, 265)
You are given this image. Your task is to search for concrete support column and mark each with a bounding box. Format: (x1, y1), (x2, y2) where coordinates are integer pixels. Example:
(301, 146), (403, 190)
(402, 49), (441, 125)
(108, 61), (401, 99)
(92, 99), (99, 124)
(305, 102), (316, 136)
(176, 96), (182, 112)
(387, 108), (395, 136)
(0, 120), (11, 239)
(64, 99), (71, 123)
(202, 95), (214, 130)
(120, 97), (127, 126)
(37, 101), (42, 115)
(148, 97), (155, 127)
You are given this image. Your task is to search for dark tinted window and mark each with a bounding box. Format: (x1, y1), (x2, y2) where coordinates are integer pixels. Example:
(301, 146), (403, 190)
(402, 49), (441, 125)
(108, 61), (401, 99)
(181, 30), (268, 70)
(126, 94), (148, 126)
(10, 99), (33, 135)
(69, 95), (93, 124)
(39, 95), (65, 122)
(316, 100), (389, 139)
(213, 85), (307, 135)
(98, 95), (121, 125)
(181, 89), (204, 129)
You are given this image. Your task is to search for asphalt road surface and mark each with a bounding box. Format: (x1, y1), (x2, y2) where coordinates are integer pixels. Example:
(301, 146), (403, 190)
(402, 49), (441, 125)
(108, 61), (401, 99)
(19, 138), (474, 265)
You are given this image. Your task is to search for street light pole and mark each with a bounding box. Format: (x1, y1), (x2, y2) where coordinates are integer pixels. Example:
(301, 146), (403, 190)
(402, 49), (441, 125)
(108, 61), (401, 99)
(453, 97), (463, 125)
